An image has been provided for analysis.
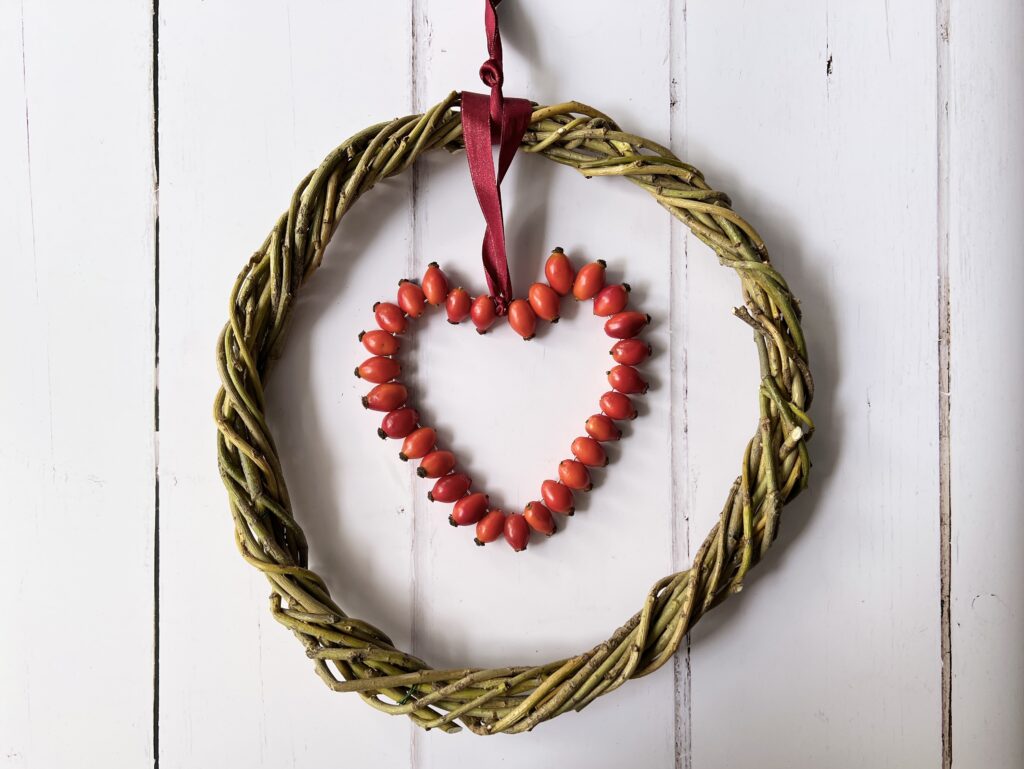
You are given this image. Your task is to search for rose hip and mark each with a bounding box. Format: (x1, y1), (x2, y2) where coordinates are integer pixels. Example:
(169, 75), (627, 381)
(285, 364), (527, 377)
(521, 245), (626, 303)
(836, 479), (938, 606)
(610, 338), (651, 366)
(571, 436), (608, 467)
(604, 311), (650, 339)
(446, 288), (472, 323)
(528, 282), (561, 322)
(422, 262), (449, 305)
(378, 407), (419, 440)
(397, 280), (426, 318)
(541, 479), (575, 515)
(399, 427), (436, 461)
(417, 450), (455, 478)
(471, 295), (497, 333)
(428, 473), (472, 503)
(558, 459), (592, 491)
(508, 299), (537, 340)
(475, 509), (506, 545)
(607, 364), (649, 394)
(593, 283), (630, 317)
(450, 492), (489, 526)
(362, 383), (408, 412)
(599, 390), (637, 420)
(572, 260), (606, 301)
(359, 329), (400, 356)
(544, 247), (575, 296)
(356, 356), (401, 384)
(585, 413), (621, 442)
(504, 513), (531, 552)
(523, 501), (556, 536)
(374, 302), (407, 334)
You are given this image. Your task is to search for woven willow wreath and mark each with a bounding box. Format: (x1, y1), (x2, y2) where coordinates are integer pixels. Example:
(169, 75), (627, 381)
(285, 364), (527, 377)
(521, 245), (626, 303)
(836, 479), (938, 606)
(215, 91), (814, 735)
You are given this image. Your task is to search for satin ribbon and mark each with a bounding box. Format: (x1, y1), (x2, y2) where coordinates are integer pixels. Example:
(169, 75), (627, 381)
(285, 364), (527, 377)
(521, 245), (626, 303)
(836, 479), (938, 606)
(461, 0), (531, 314)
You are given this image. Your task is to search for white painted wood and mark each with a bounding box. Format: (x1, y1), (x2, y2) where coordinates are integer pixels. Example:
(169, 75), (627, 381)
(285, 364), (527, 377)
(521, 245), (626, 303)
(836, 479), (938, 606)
(0, 3), (156, 768)
(5, 1), (1023, 766)
(682, 3), (944, 767)
(407, 1), (677, 765)
(157, 2), (418, 766)
(946, 4), (1024, 766)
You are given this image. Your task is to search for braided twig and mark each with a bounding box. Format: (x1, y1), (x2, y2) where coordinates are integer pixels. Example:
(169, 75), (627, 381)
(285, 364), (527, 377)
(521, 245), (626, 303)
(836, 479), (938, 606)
(215, 92), (814, 735)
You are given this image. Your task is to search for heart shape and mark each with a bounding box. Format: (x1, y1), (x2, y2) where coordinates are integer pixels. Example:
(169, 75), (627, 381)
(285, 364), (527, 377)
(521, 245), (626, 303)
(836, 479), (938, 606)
(356, 248), (653, 552)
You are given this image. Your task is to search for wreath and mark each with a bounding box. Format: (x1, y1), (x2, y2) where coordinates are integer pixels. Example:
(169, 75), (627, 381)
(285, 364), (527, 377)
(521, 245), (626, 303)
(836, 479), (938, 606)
(214, 0), (813, 738)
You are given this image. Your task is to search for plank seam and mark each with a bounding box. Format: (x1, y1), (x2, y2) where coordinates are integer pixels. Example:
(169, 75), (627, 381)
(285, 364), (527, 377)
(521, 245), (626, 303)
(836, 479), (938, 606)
(935, 1), (953, 766)
(668, 1), (692, 766)
(409, 0), (423, 763)
(151, 1), (161, 767)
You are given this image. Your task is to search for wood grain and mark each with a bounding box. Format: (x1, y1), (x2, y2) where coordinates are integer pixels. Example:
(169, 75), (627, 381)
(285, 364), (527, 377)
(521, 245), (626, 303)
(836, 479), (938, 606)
(947, 3), (1024, 766)
(683, 2), (943, 766)
(0, 3), (156, 767)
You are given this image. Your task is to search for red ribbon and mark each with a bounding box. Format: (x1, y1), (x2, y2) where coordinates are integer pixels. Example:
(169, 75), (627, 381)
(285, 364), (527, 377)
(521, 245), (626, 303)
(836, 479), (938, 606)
(462, 0), (532, 314)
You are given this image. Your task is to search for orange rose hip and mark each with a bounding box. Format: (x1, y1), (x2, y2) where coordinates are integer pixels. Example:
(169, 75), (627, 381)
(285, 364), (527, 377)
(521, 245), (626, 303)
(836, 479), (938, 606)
(359, 329), (400, 356)
(544, 247), (575, 296)
(541, 479), (575, 515)
(508, 299), (537, 340)
(421, 262), (448, 305)
(572, 259), (606, 301)
(528, 282), (561, 322)
(558, 459), (592, 491)
(475, 509), (506, 545)
(355, 356), (401, 384)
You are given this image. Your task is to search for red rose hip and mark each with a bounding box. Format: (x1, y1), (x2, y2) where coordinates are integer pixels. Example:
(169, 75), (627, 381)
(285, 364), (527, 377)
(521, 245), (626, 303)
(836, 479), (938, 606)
(558, 459), (592, 491)
(604, 311), (650, 339)
(359, 329), (400, 356)
(523, 501), (556, 536)
(397, 280), (426, 318)
(607, 364), (649, 394)
(450, 492), (489, 526)
(541, 480), (575, 515)
(418, 450), (455, 478)
(599, 390), (637, 420)
(610, 338), (651, 365)
(399, 427), (436, 461)
(571, 436), (608, 467)
(508, 299), (537, 340)
(363, 383), (408, 412)
(356, 356), (401, 384)
(446, 288), (472, 323)
(585, 413), (621, 442)
(421, 262), (449, 306)
(593, 283), (630, 316)
(378, 407), (419, 440)
(428, 472), (472, 503)
(471, 295), (497, 333)
(475, 510), (506, 545)
(544, 247), (575, 296)
(572, 260), (606, 301)
(374, 302), (407, 334)
(504, 513), (531, 552)
(528, 282), (561, 322)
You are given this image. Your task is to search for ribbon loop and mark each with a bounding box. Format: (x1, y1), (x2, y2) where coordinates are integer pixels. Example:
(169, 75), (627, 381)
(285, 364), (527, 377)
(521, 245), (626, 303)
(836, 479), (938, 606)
(461, 0), (530, 311)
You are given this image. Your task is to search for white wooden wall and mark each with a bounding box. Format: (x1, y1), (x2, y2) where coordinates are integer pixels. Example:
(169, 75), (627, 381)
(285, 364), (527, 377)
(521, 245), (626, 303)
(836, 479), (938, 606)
(1, 2), (1021, 767)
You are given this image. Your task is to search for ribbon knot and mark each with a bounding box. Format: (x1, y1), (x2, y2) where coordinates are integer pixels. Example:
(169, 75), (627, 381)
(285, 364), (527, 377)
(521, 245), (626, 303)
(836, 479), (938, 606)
(479, 58), (503, 88)
(461, 0), (532, 311)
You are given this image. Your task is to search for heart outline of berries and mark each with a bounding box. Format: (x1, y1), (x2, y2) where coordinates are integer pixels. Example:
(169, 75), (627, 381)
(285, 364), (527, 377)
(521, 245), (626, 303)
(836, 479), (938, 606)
(356, 248), (653, 553)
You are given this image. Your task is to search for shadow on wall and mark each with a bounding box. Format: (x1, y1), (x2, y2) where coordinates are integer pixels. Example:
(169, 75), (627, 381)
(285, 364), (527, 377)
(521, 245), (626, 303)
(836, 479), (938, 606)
(685, 166), (842, 647)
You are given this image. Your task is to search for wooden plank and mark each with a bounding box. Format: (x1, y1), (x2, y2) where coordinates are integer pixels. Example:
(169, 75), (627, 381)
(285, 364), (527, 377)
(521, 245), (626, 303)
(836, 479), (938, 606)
(682, 2), (943, 766)
(946, 3), (1024, 766)
(0, 3), (156, 767)
(157, 1), (418, 765)
(409, 1), (678, 765)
